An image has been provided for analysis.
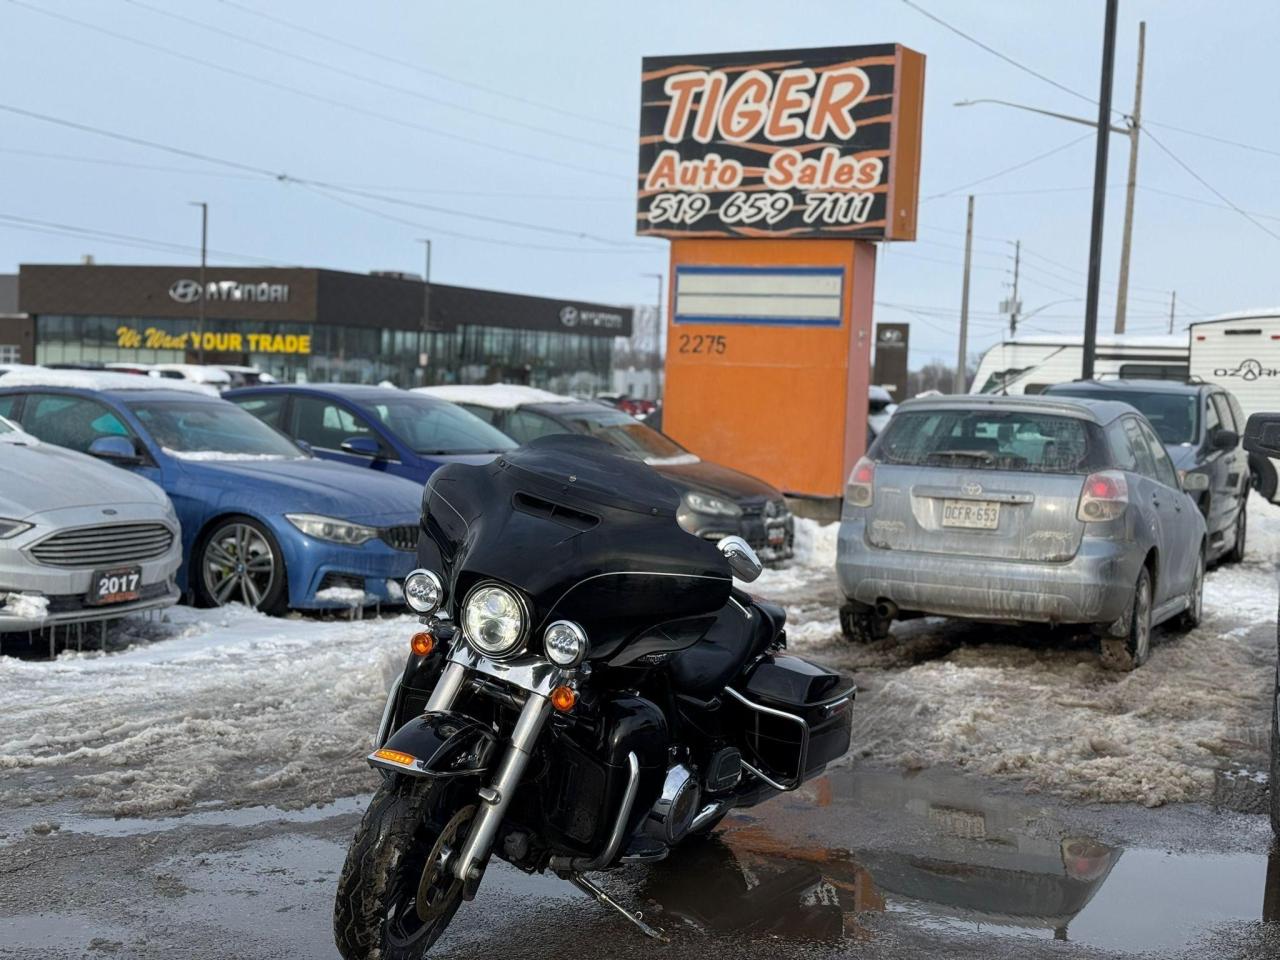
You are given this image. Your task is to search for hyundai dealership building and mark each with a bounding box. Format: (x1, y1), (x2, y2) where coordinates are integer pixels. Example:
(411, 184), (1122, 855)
(0, 264), (632, 390)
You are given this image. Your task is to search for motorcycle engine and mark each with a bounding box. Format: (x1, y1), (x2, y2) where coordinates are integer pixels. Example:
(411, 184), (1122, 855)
(644, 763), (701, 845)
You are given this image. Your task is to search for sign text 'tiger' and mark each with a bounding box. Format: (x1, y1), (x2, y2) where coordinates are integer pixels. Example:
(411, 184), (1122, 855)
(637, 44), (925, 241)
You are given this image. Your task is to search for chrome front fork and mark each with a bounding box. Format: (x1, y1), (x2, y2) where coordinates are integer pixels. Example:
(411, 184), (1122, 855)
(426, 658), (554, 885)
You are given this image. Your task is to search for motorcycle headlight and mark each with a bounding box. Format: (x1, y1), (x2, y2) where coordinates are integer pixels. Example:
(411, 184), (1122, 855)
(462, 583), (527, 658)
(544, 620), (589, 667)
(0, 518), (33, 540)
(403, 569), (444, 615)
(285, 513), (377, 546)
(682, 491), (742, 518)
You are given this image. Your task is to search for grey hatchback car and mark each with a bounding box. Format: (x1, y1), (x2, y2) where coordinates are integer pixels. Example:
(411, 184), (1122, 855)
(837, 395), (1207, 670)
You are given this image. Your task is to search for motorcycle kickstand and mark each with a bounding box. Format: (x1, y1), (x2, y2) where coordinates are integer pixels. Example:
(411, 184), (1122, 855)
(567, 873), (669, 943)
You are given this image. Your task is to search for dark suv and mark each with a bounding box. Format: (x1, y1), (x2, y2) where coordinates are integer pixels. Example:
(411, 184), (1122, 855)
(418, 386), (795, 561)
(1044, 379), (1249, 565)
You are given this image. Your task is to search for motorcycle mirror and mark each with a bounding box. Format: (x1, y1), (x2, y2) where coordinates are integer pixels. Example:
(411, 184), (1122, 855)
(717, 535), (762, 583)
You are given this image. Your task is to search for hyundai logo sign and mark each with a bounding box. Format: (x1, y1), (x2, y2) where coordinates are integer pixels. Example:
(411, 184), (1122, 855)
(168, 279), (203, 303)
(558, 304), (623, 331)
(167, 278), (290, 304)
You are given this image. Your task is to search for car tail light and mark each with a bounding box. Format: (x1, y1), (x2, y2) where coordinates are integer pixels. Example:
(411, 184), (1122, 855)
(847, 457), (875, 507)
(1077, 471), (1128, 522)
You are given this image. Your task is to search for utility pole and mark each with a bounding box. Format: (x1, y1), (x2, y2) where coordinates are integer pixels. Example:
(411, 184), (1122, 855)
(955, 195), (974, 394)
(416, 238), (432, 382)
(1168, 290), (1176, 334)
(189, 201), (207, 363)
(1114, 20), (1145, 334)
(1081, 0), (1119, 381)
(1009, 240), (1021, 337)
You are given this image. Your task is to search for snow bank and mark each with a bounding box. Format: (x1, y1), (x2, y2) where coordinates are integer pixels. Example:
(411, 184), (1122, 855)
(773, 492), (1280, 808)
(0, 605), (410, 816)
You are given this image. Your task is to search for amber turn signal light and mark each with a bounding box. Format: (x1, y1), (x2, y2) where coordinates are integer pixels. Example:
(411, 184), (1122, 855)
(550, 685), (577, 713)
(410, 631), (434, 657)
(373, 748), (416, 766)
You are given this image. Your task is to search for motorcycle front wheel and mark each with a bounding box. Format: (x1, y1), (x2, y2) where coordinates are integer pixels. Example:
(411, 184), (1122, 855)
(334, 777), (475, 960)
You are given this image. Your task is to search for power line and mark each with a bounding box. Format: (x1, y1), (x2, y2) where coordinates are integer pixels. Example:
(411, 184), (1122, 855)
(1144, 119), (1280, 160)
(302, 184), (659, 256)
(924, 133), (1093, 199)
(0, 212), (283, 264)
(4, 0), (620, 180)
(118, 0), (629, 156)
(214, 0), (632, 133)
(899, 0), (1101, 109)
(0, 147), (628, 201)
(1141, 128), (1280, 243)
(0, 103), (647, 250)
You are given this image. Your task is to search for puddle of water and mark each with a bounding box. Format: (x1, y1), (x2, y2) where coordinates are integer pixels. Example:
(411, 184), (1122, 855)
(0, 796), (369, 844)
(637, 767), (1279, 953)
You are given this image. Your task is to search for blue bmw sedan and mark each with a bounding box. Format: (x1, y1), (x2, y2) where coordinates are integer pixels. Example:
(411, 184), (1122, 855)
(0, 373), (423, 614)
(226, 384), (514, 484)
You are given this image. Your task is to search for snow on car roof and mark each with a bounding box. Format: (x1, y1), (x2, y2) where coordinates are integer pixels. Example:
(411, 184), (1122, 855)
(149, 363), (233, 383)
(413, 383), (574, 409)
(0, 369), (217, 395)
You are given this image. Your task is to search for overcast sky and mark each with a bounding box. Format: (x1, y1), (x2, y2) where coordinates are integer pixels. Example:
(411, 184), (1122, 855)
(2, 0), (1278, 367)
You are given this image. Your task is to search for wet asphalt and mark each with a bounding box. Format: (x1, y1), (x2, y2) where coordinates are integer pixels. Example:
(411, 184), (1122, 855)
(2, 763), (1278, 960)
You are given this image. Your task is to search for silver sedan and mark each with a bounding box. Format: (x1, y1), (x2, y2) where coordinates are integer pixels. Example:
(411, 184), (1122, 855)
(0, 418), (182, 633)
(837, 395), (1207, 670)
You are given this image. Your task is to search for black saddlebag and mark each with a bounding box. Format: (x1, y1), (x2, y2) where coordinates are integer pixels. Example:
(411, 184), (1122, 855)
(730, 655), (855, 786)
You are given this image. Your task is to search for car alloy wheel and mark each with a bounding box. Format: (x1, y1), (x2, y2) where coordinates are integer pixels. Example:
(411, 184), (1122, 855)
(202, 521), (278, 610)
(1133, 573), (1152, 664)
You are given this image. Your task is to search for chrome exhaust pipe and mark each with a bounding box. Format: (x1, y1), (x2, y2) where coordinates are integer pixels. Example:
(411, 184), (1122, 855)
(875, 600), (898, 620)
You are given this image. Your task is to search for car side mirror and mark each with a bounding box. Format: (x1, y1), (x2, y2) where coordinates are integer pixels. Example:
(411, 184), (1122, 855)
(294, 438), (313, 456)
(88, 435), (142, 464)
(340, 436), (382, 458)
(1212, 428), (1239, 451)
(1244, 414), (1280, 457)
(717, 535), (762, 583)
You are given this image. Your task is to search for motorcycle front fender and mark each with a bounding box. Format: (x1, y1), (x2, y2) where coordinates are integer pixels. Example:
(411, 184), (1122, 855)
(368, 711), (498, 779)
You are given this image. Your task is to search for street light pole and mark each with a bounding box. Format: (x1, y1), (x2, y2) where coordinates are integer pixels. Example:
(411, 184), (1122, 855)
(189, 201), (207, 363)
(1114, 20), (1145, 334)
(1081, 0), (1120, 381)
(416, 238), (432, 383)
(955, 195), (974, 394)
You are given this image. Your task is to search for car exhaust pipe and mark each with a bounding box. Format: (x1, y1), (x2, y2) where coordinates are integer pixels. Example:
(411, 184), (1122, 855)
(875, 600), (898, 620)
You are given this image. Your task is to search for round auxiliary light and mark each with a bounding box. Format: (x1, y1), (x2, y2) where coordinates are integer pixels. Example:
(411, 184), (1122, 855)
(462, 584), (527, 658)
(403, 569), (444, 615)
(543, 620), (589, 668)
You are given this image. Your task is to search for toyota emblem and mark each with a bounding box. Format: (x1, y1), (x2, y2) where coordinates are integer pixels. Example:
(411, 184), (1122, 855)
(168, 278), (204, 303)
(961, 481), (983, 497)
(559, 305), (579, 328)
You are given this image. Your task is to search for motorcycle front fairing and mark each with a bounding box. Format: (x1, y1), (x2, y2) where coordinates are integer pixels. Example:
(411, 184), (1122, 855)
(416, 434), (733, 662)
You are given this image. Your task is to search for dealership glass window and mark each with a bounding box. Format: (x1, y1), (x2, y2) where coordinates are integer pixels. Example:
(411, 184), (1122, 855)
(0, 344), (19, 364)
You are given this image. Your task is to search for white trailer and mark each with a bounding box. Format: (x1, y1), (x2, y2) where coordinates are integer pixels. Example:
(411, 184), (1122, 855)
(969, 334), (1189, 395)
(1189, 308), (1280, 497)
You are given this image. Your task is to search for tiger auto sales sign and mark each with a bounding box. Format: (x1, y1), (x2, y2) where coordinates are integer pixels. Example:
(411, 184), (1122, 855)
(637, 44), (925, 241)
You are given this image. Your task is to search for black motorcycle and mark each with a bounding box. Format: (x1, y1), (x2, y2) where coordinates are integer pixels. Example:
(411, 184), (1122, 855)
(334, 435), (855, 958)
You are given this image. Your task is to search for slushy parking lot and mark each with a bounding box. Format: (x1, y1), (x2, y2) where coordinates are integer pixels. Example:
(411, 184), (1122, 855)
(2, 501), (1277, 958)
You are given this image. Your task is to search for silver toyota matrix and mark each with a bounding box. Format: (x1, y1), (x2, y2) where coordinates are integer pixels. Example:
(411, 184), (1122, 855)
(837, 395), (1207, 670)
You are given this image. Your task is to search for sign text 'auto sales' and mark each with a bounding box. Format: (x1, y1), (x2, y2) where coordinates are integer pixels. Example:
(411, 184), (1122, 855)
(637, 44), (925, 241)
